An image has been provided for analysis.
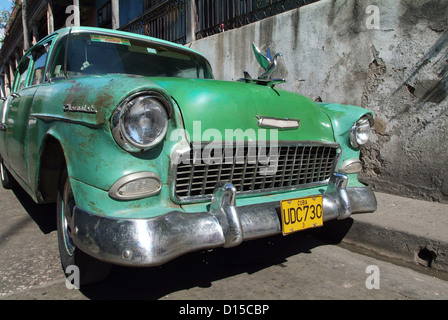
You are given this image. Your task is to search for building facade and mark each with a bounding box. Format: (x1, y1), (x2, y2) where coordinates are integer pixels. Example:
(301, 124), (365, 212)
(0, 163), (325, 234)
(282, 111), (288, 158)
(0, 0), (318, 98)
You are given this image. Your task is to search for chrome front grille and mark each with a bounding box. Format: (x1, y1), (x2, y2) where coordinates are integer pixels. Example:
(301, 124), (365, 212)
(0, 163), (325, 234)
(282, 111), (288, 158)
(172, 143), (339, 202)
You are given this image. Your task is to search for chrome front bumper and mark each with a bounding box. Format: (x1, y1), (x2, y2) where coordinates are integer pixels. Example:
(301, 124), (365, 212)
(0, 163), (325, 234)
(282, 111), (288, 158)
(71, 173), (377, 267)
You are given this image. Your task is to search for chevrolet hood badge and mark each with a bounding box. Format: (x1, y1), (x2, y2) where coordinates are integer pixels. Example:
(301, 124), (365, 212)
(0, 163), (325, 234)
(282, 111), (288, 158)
(256, 116), (300, 130)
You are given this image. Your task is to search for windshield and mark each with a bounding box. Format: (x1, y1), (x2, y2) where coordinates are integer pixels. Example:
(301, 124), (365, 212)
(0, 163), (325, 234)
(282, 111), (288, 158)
(51, 32), (213, 79)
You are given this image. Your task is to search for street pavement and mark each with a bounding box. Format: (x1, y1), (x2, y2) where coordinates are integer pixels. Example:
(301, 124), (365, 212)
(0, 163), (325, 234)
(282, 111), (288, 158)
(0, 184), (447, 299)
(319, 192), (448, 277)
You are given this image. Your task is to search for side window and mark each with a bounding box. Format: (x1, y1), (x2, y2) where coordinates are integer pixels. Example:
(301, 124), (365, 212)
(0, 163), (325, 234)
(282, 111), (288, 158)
(12, 55), (31, 92)
(30, 43), (51, 86)
(49, 37), (67, 79)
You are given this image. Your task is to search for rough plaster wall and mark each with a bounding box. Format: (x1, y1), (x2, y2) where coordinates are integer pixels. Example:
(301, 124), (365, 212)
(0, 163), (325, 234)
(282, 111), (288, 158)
(189, 0), (448, 203)
(359, 0), (448, 203)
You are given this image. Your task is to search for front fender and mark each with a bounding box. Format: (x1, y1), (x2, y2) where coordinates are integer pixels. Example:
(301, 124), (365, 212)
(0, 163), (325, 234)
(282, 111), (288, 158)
(318, 103), (374, 164)
(318, 103), (374, 190)
(37, 91), (186, 217)
(29, 75), (183, 208)
(40, 121), (179, 218)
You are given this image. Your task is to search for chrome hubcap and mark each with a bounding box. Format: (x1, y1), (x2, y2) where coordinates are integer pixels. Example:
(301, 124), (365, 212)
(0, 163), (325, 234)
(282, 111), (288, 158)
(61, 187), (76, 256)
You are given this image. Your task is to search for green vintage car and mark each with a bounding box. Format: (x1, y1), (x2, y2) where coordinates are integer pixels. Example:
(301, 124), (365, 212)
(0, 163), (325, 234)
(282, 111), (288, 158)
(0, 27), (376, 284)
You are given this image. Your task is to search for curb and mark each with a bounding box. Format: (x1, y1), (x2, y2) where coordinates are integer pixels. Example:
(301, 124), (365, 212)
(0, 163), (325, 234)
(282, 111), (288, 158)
(341, 218), (448, 273)
(315, 192), (448, 276)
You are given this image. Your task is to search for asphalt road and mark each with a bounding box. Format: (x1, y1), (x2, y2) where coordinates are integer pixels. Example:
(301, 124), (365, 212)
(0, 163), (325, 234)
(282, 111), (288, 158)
(1, 185), (447, 301)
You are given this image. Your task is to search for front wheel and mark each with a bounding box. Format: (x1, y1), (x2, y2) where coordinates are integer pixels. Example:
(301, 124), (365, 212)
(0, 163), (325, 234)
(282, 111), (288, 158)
(57, 169), (112, 286)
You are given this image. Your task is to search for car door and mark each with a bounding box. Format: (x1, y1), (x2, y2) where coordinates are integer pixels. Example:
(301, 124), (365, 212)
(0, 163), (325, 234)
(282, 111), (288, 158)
(1, 53), (32, 173)
(4, 41), (51, 184)
(0, 94), (13, 160)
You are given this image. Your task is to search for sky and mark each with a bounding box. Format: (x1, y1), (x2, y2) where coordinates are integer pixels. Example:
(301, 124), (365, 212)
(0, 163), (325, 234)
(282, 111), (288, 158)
(0, 0), (12, 11)
(0, 0), (14, 46)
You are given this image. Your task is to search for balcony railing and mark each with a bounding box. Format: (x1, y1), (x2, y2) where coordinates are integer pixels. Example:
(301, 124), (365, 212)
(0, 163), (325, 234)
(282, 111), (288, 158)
(195, 0), (319, 39)
(120, 0), (187, 44)
(120, 0), (320, 44)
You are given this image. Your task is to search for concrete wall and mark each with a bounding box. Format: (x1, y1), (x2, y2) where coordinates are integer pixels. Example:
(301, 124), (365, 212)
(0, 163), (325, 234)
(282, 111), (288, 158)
(189, 0), (448, 203)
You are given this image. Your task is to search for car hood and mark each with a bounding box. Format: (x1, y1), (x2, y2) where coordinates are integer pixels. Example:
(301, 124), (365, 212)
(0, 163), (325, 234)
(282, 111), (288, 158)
(46, 75), (335, 144)
(152, 78), (335, 143)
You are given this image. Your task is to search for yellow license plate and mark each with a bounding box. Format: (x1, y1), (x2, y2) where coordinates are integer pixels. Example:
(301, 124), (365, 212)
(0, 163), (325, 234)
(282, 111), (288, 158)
(280, 195), (323, 235)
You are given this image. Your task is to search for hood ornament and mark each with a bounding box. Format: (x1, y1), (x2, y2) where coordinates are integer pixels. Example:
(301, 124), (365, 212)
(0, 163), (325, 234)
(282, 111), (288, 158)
(238, 43), (286, 88)
(253, 43), (283, 79)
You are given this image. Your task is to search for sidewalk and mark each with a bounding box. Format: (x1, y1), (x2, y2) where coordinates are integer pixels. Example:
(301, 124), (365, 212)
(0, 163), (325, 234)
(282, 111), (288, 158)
(327, 192), (448, 275)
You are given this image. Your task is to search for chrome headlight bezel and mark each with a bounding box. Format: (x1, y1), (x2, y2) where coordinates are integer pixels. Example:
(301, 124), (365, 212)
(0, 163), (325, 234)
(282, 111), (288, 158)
(349, 114), (374, 149)
(111, 91), (172, 152)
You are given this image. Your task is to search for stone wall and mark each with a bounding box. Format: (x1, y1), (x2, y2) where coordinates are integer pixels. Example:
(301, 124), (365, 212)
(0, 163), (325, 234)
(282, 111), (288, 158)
(189, 0), (448, 203)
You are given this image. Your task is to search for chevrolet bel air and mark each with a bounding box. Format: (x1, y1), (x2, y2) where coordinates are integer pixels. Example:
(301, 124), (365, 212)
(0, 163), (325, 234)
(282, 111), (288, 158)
(0, 27), (376, 285)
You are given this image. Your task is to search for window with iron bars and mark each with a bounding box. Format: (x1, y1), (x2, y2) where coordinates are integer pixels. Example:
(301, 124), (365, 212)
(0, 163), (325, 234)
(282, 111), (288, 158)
(120, 0), (320, 44)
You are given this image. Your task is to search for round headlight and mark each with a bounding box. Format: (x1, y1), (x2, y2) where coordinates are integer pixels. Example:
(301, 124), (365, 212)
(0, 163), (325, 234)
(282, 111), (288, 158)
(121, 96), (168, 147)
(112, 92), (170, 152)
(350, 115), (373, 148)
